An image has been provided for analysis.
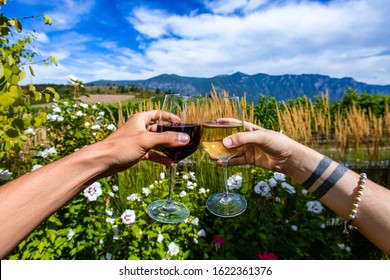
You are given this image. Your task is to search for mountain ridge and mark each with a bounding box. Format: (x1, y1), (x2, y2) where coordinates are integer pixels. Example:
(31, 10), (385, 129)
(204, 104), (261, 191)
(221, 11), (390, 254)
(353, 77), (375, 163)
(88, 72), (390, 103)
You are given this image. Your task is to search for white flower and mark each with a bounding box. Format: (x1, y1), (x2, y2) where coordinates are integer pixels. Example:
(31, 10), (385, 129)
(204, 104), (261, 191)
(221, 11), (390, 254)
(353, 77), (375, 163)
(227, 174), (242, 190)
(337, 243), (346, 250)
(84, 122), (91, 127)
(179, 190), (187, 197)
(105, 252), (112, 260)
(56, 116), (64, 122)
(112, 185), (119, 192)
(160, 172), (165, 179)
(268, 177), (277, 187)
(306, 200), (324, 214)
(105, 209), (113, 216)
(79, 102), (88, 109)
(187, 181), (196, 190)
(193, 238), (198, 244)
(142, 187), (151, 197)
(274, 172), (286, 181)
(197, 229), (206, 237)
(67, 229), (75, 240)
(189, 171), (196, 180)
(0, 169), (12, 181)
(127, 193), (140, 201)
(75, 110), (83, 117)
(31, 164), (42, 171)
(106, 217), (115, 224)
(121, 209), (136, 225)
(291, 225), (298, 231)
(157, 233), (164, 243)
(199, 188), (206, 194)
(192, 217), (199, 226)
(98, 111), (105, 117)
(47, 113), (58, 122)
(301, 189), (308, 195)
(182, 174), (189, 180)
(91, 124), (100, 131)
(320, 224), (326, 229)
(92, 104), (97, 110)
(83, 182), (103, 201)
(281, 182), (296, 194)
(168, 242), (180, 256)
(106, 123), (116, 131)
(24, 127), (36, 135)
(37, 147), (57, 158)
(108, 191), (114, 197)
(52, 106), (62, 113)
(254, 181), (271, 196)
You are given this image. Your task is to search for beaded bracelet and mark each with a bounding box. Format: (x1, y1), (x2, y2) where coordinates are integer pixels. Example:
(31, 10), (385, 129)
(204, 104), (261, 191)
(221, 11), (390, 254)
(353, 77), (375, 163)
(343, 173), (367, 235)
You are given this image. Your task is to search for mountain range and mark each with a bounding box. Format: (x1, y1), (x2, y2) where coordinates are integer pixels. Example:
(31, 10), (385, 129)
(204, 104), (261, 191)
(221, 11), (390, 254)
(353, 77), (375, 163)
(88, 72), (390, 103)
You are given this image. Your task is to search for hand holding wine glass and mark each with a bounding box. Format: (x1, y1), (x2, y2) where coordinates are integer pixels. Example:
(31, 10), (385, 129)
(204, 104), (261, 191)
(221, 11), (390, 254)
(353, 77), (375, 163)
(146, 94), (201, 223)
(201, 95), (247, 217)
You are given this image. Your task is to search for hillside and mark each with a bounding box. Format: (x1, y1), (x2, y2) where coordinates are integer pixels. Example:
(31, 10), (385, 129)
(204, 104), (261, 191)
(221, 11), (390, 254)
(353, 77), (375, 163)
(88, 72), (390, 103)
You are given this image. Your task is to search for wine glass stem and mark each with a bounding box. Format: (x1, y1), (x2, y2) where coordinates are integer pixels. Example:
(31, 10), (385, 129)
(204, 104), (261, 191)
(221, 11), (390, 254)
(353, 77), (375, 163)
(222, 160), (229, 200)
(167, 163), (177, 205)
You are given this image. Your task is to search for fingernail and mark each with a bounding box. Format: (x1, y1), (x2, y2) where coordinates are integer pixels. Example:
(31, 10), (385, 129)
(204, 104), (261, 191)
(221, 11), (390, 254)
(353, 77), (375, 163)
(223, 138), (232, 147)
(178, 133), (190, 143)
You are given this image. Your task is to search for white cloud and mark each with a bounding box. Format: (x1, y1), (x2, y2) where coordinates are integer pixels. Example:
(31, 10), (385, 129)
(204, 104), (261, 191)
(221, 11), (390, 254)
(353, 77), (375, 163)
(44, 0), (95, 31)
(20, 0), (390, 85)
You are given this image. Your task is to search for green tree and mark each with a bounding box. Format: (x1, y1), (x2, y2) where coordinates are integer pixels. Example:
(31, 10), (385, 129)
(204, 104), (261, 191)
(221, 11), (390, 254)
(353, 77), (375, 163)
(0, 0), (58, 179)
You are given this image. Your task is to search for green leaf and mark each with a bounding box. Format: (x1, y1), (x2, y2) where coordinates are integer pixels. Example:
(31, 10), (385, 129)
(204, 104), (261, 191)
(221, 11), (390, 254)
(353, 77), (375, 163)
(29, 65), (35, 76)
(46, 229), (57, 243)
(49, 55), (58, 66)
(12, 118), (24, 130)
(43, 15), (52, 25)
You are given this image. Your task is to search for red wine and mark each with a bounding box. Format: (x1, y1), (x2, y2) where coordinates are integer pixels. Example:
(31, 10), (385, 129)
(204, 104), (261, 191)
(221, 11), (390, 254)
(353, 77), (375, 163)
(157, 124), (201, 163)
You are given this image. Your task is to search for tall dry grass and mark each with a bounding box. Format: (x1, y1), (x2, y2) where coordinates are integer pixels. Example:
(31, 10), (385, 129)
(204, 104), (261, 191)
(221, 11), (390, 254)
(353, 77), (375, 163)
(275, 94), (389, 162)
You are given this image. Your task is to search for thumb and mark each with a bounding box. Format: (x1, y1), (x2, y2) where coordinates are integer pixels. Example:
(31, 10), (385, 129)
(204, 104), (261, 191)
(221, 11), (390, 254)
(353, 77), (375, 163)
(223, 131), (266, 148)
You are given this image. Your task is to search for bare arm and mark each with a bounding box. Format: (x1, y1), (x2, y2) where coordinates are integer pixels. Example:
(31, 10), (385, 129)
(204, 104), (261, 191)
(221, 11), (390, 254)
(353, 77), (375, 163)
(223, 129), (390, 255)
(0, 110), (190, 258)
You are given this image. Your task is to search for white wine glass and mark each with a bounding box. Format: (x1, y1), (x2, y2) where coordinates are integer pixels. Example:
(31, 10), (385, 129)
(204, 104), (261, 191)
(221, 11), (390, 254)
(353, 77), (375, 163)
(146, 94), (201, 223)
(201, 95), (247, 217)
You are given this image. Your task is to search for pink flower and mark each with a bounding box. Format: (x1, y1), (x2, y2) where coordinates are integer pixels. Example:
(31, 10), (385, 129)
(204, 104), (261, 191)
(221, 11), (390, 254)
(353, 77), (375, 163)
(257, 251), (278, 260)
(212, 236), (225, 251)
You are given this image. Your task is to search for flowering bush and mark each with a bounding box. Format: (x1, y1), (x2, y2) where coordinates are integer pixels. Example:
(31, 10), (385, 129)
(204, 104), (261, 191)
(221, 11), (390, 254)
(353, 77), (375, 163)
(3, 98), (385, 260)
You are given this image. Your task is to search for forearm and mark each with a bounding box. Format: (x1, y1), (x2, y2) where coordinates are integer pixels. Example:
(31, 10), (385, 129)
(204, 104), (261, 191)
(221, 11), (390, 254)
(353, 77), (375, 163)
(284, 143), (390, 254)
(0, 142), (108, 258)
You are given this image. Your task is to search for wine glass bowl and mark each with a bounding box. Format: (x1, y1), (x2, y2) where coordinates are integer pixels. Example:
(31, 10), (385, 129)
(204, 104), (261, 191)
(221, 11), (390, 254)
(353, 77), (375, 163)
(201, 95), (247, 217)
(146, 94), (200, 223)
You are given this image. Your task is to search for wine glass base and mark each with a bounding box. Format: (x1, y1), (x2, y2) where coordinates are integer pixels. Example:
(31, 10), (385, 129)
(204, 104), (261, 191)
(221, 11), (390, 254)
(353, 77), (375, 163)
(206, 193), (247, 218)
(146, 199), (190, 223)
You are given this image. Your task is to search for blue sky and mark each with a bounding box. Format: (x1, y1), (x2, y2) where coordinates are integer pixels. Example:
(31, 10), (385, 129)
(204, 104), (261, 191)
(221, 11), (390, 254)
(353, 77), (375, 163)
(2, 0), (390, 85)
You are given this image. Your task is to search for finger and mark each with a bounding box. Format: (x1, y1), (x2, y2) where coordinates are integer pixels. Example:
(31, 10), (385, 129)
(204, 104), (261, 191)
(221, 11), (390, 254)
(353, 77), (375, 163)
(215, 117), (242, 124)
(143, 151), (174, 166)
(225, 155), (249, 166)
(133, 110), (181, 128)
(143, 131), (190, 149)
(244, 121), (262, 131)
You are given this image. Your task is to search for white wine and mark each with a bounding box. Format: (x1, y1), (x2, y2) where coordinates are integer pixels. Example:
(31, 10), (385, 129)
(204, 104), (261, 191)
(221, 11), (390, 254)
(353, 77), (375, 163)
(201, 122), (243, 160)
